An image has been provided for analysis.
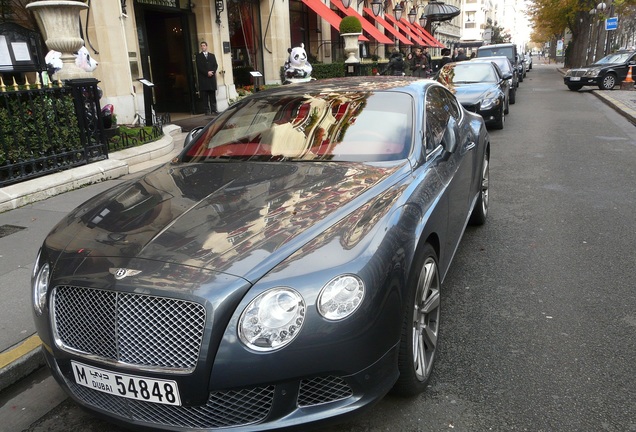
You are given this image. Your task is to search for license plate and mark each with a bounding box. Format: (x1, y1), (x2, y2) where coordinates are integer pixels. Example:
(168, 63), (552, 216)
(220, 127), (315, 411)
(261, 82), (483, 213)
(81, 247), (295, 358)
(71, 361), (181, 406)
(569, 77), (581, 81)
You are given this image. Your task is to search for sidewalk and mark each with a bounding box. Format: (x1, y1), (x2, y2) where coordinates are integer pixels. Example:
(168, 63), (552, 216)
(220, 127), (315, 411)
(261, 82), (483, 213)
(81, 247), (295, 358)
(0, 123), (191, 392)
(1, 71), (635, 395)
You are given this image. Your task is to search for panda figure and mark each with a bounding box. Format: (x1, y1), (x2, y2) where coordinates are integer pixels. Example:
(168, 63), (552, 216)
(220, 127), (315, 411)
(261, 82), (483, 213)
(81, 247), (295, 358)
(283, 43), (313, 84)
(75, 46), (98, 72)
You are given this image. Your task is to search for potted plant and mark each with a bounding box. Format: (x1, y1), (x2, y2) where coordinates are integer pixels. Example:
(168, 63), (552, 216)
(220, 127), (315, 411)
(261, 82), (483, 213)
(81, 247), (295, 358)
(339, 16), (362, 63)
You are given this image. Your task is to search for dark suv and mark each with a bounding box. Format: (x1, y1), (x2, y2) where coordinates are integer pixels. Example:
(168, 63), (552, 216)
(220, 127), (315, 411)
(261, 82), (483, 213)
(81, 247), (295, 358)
(477, 43), (521, 83)
(564, 50), (636, 91)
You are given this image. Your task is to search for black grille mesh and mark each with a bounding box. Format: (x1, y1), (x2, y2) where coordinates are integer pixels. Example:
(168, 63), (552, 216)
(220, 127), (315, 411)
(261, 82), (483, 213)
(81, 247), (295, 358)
(67, 380), (274, 428)
(297, 376), (353, 407)
(53, 285), (206, 370)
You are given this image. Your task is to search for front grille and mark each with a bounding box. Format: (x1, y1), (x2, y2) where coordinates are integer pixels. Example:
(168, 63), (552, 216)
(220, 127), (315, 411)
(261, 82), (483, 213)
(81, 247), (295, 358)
(53, 285), (206, 371)
(67, 380), (274, 429)
(297, 376), (353, 407)
(569, 70), (587, 77)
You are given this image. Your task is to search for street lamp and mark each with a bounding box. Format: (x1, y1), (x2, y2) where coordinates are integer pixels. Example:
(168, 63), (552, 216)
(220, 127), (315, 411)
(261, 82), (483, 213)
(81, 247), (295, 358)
(342, 0), (395, 17)
(391, 1), (403, 19)
(371, 0), (386, 16)
(214, 0), (224, 24)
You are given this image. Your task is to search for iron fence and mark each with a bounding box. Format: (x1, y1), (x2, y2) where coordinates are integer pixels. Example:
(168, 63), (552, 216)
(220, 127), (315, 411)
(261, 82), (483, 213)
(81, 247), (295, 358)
(0, 78), (108, 187)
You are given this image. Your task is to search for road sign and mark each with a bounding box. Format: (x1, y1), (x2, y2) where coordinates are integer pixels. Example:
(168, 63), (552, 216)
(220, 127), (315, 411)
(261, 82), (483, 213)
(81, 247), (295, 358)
(605, 17), (618, 31)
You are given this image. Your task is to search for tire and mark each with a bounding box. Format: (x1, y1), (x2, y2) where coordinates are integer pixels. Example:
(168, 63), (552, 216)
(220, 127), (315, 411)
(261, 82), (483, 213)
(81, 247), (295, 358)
(469, 150), (489, 225)
(392, 243), (441, 396)
(510, 87), (516, 104)
(504, 95), (510, 115)
(599, 73), (617, 90)
(491, 106), (505, 130)
(567, 84), (583, 91)
(518, 72), (524, 83)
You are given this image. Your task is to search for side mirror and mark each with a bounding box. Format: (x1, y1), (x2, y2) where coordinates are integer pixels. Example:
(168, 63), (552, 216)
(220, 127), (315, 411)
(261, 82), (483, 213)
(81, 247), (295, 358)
(183, 126), (204, 148)
(502, 72), (513, 79)
(442, 117), (458, 153)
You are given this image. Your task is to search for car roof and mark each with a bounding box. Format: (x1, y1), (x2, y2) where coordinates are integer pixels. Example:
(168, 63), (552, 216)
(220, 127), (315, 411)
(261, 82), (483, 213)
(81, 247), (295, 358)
(472, 55), (511, 62)
(253, 76), (437, 100)
(461, 59), (503, 70)
(479, 43), (515, 48)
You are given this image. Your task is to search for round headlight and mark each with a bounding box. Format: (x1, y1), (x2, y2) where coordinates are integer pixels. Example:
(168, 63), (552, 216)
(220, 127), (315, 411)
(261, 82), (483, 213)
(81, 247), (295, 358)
(317, 274), (365, 321)
(33, 262), (50, 315)
(238, 288), (305, 352)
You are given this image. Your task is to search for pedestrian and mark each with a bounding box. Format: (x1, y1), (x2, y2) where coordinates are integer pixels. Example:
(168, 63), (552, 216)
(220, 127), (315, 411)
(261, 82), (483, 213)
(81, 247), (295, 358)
(454, 48), (469, 62)
(439, 48), (453, 67)
(196, 41), (219, 115)
(423, 47), (432, 67)
(452, 47), (459, 61)
(380, 50), (406, 76)
(405, 51), (414, 75)
(410, 46), (429, 77)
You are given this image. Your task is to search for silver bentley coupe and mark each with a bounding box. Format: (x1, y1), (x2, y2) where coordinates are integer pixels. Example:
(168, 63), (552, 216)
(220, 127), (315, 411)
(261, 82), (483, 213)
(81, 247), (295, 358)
(32, 76), (490, 431)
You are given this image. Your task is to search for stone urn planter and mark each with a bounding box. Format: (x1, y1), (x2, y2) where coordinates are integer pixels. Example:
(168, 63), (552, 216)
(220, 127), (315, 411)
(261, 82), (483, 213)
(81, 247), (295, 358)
(341, 33), (362, 64)
(26, 0), (91, 80)
(339, 16), (362, 64)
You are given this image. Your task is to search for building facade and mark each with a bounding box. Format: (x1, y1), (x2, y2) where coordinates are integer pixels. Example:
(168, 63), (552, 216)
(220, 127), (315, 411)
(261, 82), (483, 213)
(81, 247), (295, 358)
(12, 0), (446, 125)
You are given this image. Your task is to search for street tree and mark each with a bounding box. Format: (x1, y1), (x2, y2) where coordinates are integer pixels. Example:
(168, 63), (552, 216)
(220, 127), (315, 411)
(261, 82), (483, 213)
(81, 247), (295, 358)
(529, 0), (636, 67)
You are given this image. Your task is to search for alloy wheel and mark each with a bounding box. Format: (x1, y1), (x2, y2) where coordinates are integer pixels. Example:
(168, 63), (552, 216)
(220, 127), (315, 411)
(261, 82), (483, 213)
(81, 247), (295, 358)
(412, 257), (440, 382)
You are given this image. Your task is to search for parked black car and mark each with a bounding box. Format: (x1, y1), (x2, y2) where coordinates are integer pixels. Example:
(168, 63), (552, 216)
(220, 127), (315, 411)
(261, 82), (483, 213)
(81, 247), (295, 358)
(470, 56), (518, 104)
(31, 77), (491, 431)
(564, 50), (636, 91)
(436, 60), (510, 129)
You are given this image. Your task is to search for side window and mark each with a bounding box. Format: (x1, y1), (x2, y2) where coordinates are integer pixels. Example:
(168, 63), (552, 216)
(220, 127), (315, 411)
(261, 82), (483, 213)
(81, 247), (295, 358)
(425, 87), (450, 152)
(425, 86), (462, 152)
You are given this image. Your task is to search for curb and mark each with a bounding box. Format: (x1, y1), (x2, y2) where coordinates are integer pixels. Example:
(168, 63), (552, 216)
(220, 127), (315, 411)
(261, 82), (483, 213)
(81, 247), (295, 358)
(0, 124), (182, 214)
(0, 335), (44, 393)
(592, 91), (636, 126)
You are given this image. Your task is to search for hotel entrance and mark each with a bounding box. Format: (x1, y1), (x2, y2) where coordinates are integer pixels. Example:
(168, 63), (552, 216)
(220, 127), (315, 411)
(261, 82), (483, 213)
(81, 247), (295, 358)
(135, 1), (198, 116)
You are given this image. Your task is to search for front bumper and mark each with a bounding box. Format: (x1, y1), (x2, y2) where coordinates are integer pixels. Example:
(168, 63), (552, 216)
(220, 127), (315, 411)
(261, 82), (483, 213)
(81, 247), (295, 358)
(563, 76), (599, 86)
(44, 344), (399, 431)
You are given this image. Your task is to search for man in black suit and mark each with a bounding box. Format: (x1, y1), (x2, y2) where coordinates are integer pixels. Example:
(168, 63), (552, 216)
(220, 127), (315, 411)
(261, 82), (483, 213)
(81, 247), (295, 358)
(196, 41), (219, 115)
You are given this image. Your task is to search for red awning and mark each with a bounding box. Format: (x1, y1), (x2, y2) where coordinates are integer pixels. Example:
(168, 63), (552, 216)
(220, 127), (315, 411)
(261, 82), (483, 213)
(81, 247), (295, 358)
(410, 21), (444, 48)
(362, 7), (413, 46)
(331, 0), (394, 45)
(301, 0), (369, 42)
(383, 13), (427, 46)
(401, 19), (440, 48)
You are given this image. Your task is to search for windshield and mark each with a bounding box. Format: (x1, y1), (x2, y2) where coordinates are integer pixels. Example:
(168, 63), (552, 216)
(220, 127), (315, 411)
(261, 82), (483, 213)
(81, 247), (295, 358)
(596, 52), (632, 64)
(478, 57), (510, 73)
(183, 92), (412, 163)
(439, 63), (498, 84)
(478, 46), (515, 63)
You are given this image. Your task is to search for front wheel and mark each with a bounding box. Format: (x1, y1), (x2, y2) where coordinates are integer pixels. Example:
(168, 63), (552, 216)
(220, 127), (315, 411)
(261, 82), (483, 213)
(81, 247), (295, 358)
(491, 106), (505, 130)
(567, 84), (583, 91)
(393, 244), (441, 396)
(510, 88), (516, 104)
(599, 74), (617, 90)
(469, 150), (489, 225)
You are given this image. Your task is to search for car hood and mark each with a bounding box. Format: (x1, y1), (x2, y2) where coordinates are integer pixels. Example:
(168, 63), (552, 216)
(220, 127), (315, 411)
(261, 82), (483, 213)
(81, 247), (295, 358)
(452, 83), (498, 104)
(45, 161), (406, 281)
